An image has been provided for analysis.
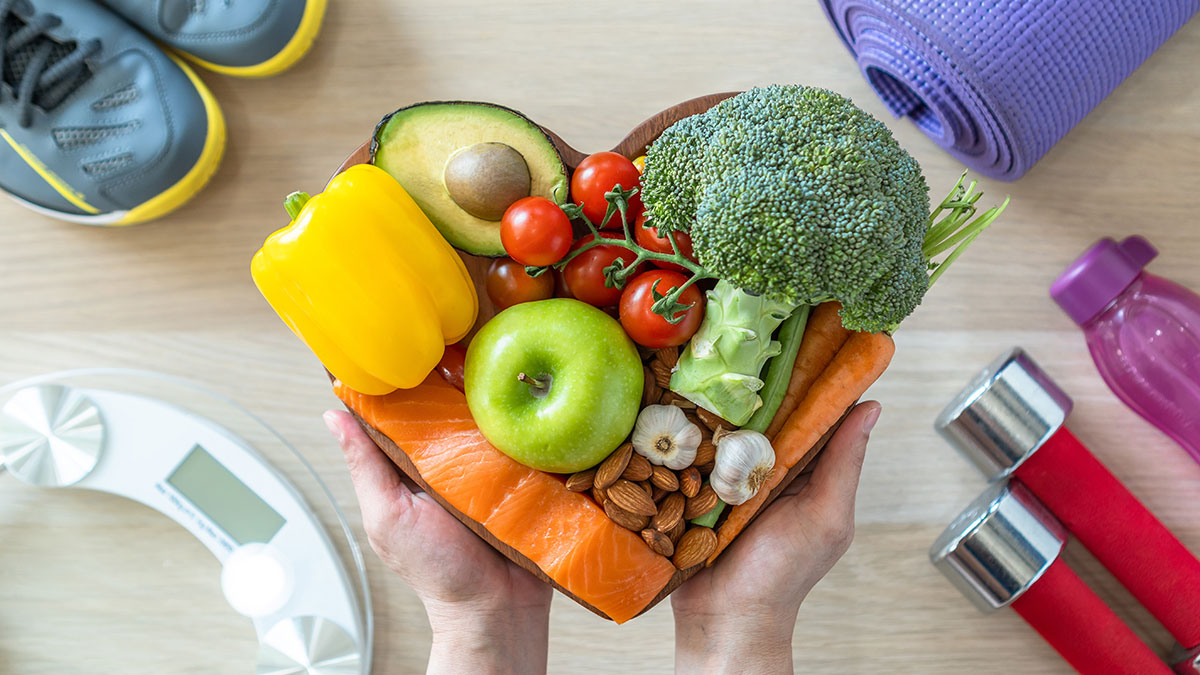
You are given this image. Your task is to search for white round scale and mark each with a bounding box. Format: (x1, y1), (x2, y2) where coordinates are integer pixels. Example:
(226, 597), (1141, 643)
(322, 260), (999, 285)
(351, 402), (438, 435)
(0, 369), (373, 674)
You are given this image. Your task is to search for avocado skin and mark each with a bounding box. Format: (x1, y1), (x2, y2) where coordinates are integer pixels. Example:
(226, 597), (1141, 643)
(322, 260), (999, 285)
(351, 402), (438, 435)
(371, 101), (569, 256)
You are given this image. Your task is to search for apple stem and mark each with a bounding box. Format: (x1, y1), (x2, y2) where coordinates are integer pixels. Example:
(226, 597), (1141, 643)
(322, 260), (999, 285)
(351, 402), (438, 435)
(518, 372), (551, 397)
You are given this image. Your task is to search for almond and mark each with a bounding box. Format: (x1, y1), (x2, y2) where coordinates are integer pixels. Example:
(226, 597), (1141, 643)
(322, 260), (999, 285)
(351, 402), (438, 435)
(650, 359), (673, 390)
(642, 365), (660, 407)
(595, 443), (632, 490)
(622, 452), (653, 482)
(650, 465), (679, 491)
(592, 485), (607, 504)
(651, 492), (685, 533)
(684, 485), (719, 520)
(655, 346), (679, 370)
(667, 518), (686, 544)
(566, 468), (596, 492)
(679, 467), (701, 498)
(640, 480), (654, 498)
(641, 528), (674, 557)
(673, 526), (717, 569)
(696, 460), (716, 476)
(608, 479), (657, 516)
(604, 499), (650, 531)
(693, 438), (717, 466)
(651, 485), (669, 503)
(696, 407), (733, 434)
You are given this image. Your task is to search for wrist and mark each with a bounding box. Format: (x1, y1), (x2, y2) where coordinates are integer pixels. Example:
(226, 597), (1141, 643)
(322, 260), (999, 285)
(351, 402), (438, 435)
(426, 601), (549, 675)
(673, 608), (796, 675)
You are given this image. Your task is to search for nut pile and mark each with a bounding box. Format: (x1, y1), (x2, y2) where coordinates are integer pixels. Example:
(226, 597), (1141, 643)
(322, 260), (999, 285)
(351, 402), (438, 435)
(566, 346), (737, 569)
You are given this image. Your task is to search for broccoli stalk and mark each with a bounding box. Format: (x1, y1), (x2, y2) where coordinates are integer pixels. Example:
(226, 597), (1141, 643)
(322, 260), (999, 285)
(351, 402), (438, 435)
(668, 280), (795, 425)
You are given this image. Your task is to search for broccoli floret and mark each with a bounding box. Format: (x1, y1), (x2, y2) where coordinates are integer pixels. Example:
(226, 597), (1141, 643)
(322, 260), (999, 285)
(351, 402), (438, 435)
(641, 85), (936, 332)
(639, 112), (712, 236)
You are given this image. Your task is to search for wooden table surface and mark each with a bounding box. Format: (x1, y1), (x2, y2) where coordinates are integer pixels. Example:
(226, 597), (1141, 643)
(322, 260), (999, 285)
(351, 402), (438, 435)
(2, 2), (1199, 672)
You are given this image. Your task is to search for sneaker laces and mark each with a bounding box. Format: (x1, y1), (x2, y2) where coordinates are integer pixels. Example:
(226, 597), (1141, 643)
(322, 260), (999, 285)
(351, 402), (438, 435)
(0, 0), (101, 128)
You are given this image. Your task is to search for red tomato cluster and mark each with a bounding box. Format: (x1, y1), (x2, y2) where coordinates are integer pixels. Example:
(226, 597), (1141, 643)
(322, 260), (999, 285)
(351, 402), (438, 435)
(490, 152), (704, 349)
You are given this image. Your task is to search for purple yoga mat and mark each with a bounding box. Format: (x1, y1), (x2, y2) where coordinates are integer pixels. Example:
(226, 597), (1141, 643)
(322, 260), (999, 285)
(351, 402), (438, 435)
(819, 1), (1199, 180)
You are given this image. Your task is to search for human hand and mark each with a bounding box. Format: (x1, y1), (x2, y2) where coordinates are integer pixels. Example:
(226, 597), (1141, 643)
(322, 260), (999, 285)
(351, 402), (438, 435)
(670, 402), (882, 675)
(325, 410), (551, 675)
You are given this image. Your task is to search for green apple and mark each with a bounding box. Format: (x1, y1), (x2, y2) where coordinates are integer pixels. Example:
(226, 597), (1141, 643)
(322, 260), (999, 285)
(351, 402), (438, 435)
(465, 298), (643, 473)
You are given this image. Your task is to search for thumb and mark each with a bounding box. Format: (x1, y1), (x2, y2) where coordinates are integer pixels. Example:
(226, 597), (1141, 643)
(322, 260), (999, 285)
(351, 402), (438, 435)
(795, 401), (880, 520)
(324, 409), (411, 526)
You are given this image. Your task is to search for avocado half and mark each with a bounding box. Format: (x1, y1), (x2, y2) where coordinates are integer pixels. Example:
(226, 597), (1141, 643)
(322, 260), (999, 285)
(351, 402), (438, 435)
(371, 102), (569, 256)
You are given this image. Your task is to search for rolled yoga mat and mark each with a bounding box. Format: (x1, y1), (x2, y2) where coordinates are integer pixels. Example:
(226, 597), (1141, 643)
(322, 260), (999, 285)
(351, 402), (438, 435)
(819, 1), (1199, 180)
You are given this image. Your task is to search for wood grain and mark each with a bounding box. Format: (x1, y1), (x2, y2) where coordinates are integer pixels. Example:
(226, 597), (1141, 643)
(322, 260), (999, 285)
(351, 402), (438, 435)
(2, 1), (1198, 671)
(331, 92), (842, 621)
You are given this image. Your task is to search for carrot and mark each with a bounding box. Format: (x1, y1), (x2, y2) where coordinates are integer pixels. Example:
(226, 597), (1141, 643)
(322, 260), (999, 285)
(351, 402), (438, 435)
(707, 330), (895, 564)
(764, 302), (852, 439)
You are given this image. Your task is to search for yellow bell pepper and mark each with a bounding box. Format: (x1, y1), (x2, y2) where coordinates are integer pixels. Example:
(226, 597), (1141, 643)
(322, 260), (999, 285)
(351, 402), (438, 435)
(252, 164), (478, 395)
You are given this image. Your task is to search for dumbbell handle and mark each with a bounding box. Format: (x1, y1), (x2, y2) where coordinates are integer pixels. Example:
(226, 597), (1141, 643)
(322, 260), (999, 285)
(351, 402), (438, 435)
(1011, 558), (1169, 674)
(1014, 427), (1200, 648)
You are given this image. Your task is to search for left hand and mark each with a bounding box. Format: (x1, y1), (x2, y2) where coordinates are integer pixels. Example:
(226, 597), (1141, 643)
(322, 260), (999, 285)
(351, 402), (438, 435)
(325, 410), (551, 674)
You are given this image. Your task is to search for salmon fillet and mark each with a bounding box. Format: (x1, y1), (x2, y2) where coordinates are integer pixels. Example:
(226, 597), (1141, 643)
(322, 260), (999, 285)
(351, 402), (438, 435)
(335, 374), (676, 623)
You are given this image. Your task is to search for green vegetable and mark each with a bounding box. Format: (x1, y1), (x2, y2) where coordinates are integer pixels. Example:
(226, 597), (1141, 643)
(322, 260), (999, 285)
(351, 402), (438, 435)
(743, 305), (811, 433)
(690, 497), (726, 528)
(640, 84), (1007, 333)
(668, 280), (795, 425)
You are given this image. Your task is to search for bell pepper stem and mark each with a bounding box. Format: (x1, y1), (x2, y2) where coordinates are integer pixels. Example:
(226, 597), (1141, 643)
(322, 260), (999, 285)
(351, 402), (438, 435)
(284, 191), (312, 220)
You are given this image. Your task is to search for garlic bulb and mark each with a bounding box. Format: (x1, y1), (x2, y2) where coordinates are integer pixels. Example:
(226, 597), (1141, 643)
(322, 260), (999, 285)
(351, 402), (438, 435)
(709, 429), (776, 505)
(631, 405), (701, 470)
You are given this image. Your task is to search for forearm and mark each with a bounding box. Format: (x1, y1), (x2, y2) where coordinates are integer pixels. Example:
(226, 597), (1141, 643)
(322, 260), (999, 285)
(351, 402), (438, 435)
(426, 606), (549, 675)
(674, 613), (795, 675)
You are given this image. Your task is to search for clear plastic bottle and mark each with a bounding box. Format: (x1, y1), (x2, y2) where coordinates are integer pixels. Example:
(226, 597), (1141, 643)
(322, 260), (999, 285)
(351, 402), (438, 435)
(1051, 236), (1200, 463)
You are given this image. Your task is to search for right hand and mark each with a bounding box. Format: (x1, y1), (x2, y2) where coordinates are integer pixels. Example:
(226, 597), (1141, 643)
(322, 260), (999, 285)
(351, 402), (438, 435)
(670, 401), (882, 674)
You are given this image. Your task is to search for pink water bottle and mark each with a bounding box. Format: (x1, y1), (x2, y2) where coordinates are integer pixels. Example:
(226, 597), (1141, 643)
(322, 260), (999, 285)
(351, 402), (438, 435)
(1051, 236), (1200, 463)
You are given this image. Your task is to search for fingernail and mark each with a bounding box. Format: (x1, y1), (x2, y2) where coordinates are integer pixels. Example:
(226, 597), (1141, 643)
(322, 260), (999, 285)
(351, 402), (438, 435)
(323, 411), (345, 443)
(861, 404), (882, 434)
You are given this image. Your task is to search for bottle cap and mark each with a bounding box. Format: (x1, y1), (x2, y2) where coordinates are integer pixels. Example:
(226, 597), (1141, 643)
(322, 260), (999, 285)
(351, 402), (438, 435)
(930, 481), (1067, 612)
(935, 348), (1072, 480)
(1051, 236), (1158, 326)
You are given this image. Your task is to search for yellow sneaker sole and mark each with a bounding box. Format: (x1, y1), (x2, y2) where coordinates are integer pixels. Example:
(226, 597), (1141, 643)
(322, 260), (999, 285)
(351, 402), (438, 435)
(183, 0), (328, 78)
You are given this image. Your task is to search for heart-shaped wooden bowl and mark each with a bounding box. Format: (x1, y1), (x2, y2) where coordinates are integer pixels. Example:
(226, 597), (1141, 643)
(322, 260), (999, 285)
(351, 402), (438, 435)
(331, 93), (847, 621)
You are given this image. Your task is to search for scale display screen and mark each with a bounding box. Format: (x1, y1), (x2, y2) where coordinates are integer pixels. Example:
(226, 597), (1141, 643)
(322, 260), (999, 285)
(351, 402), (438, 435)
(167, 445), (286, 545)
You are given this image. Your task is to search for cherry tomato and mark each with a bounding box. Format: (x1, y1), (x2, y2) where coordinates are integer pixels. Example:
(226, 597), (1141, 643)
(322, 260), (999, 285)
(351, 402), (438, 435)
(552, 268), (573, 299)
(634, 213), (697, 273)
(436, 342), (467, 392)
(570, 152), (643, 229)
(500, 196), (573, 266)
(486, 257), (554, 310)
(618, 270), (704, 348)
(562, 233), (641, 307)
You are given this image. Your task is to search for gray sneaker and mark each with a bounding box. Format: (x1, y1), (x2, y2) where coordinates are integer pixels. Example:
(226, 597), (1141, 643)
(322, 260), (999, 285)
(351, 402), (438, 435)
(0, 0), (225, 225)
(103, 0), (326, 78)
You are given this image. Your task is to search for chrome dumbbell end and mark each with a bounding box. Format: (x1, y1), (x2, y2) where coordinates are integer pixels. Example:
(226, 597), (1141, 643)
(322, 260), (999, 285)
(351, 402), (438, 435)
(930, 481), (1067, 612)
(934, 347), (1073, 481)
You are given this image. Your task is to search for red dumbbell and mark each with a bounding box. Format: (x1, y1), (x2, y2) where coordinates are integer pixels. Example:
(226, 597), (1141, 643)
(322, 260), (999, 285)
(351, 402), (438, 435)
(937, 348), (1200, 672)
(932, 481), (1169, 674)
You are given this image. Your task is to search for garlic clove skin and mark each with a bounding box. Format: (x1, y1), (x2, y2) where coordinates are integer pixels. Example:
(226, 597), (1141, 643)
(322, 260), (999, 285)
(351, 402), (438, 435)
(710, 429), (776, 506)
(631, 404), (701, 470)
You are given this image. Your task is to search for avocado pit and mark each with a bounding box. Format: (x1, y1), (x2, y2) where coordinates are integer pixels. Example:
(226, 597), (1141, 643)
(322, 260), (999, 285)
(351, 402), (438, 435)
(444, 142), (532, 221)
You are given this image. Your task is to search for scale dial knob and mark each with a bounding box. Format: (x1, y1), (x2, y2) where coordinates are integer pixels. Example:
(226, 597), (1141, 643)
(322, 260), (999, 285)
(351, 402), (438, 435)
(0, 384), (105, 487)
(257, 616), (361, 675)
